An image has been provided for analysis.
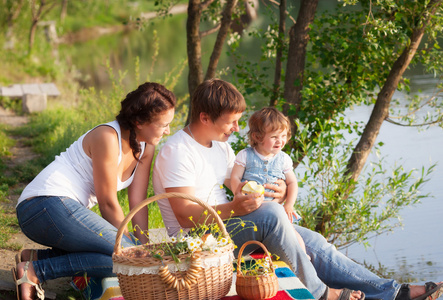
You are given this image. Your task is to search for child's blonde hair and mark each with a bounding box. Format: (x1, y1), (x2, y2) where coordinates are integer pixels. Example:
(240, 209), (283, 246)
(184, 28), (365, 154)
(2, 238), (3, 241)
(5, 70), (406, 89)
(248, 107), (291, 147)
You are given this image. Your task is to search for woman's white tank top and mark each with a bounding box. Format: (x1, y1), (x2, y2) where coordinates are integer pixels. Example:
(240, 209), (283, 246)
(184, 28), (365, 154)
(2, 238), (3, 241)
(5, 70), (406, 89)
(17, 121), (145, 209)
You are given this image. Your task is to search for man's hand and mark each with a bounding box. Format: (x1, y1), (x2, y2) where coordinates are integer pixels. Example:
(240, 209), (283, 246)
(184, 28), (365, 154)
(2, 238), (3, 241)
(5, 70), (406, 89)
(264, 179), (287, 203)
(230, 181), (264, 216)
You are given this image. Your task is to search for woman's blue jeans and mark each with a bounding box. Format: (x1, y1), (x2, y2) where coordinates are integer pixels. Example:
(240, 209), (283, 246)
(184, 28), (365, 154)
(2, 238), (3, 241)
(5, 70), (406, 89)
(16, 196), (135, 283)
(226, 201), (400, 300)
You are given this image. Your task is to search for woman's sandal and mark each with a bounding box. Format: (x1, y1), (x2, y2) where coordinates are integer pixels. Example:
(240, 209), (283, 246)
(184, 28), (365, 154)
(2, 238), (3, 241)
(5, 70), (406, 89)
(396, 282), (443, 300)
(11, 260), (45, 300)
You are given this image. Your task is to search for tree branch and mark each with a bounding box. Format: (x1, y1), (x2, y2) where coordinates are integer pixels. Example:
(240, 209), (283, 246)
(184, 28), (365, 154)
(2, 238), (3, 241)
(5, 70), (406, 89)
(384, 116), (443, 127)
(200, 23), (221, 37)
(266, 0), (296, 24)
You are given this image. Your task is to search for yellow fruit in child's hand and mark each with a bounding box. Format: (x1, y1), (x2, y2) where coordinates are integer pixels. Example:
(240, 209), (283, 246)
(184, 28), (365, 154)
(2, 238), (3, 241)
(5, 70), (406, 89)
(241, 181), (265, 195)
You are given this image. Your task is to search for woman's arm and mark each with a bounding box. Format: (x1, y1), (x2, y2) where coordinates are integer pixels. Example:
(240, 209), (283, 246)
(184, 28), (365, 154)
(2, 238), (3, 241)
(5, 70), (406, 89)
(87, 127), (126, 232)
(127, 144), (155, 244)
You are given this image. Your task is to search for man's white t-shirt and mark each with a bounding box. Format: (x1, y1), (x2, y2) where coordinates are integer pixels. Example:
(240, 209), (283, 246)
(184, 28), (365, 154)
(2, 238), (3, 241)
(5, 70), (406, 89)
(153, 130), (235, 236)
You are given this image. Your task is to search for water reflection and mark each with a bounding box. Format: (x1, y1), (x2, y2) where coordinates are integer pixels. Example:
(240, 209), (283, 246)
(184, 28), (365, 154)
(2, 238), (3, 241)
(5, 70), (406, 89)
(59, 14), (191, 95)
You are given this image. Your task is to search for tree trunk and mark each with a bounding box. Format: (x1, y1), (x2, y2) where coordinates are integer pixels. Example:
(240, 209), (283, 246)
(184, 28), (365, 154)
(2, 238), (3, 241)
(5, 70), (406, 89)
(29, 19), (39, 53)
(186, 0), (204, 124)
(205, 0), (238, 80)
(345, 0), (442, 183)
(60, 0), (68, 21)
(282, 0), (318, 136)
(270, 0), (286, 107)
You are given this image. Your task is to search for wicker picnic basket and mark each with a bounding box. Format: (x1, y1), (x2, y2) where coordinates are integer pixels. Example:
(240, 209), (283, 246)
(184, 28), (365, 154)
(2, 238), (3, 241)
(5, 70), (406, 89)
(112, 192), (234, 300)
(235, 240), (278, 300)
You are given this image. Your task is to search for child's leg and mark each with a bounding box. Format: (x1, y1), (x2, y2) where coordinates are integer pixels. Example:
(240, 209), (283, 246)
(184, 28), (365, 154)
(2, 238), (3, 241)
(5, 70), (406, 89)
(294, 227), (311, 260)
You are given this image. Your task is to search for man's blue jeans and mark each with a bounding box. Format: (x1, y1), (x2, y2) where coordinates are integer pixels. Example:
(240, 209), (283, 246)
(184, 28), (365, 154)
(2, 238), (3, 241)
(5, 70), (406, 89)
(226, 201), (400, 300)
(16, 196), (135, 282)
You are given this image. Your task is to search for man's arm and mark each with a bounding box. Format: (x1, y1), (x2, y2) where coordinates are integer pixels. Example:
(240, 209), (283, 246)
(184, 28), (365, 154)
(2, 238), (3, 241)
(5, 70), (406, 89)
(165, 183), (264, 228)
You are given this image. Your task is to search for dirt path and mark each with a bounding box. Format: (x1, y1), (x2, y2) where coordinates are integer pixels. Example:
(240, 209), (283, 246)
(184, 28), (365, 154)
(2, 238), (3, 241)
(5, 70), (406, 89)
(0, 107), (71, 299)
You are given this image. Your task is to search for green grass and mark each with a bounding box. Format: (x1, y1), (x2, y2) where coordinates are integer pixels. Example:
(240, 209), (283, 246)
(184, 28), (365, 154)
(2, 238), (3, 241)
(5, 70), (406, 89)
(0, 124), (14, 156)
(0, 207), (21, 250)
(0, 126), (17, 204)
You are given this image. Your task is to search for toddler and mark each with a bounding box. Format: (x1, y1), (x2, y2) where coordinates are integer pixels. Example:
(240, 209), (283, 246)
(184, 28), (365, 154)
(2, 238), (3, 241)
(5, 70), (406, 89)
(231, 107), (307, 256)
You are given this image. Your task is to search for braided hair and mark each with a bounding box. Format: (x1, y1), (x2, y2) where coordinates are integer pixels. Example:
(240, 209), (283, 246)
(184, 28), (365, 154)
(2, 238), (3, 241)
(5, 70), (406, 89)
(116, 82), (176, 159)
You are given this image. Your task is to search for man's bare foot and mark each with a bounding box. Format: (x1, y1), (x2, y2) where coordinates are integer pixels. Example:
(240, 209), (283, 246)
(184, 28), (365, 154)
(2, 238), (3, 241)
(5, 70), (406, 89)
(409, 282), (443, 300)
(329, 288), (364, 300)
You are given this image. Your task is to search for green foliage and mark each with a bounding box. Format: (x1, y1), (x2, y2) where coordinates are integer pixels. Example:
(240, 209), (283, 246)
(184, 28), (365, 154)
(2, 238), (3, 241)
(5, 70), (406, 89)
(229, 8), (288, 107)
(226, 0), (443, 248)
(294, 121), (434, 249)
(229, 0), (443, 142)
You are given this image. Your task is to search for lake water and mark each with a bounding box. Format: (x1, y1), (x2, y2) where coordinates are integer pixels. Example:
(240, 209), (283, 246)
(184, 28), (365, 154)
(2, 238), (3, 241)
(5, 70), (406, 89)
(341, 77), (443, 283)
(60, 8), (443, 284)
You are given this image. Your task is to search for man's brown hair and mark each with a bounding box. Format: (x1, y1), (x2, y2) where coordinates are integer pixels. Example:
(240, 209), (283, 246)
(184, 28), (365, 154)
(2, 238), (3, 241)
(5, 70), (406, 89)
(190, 79), (246, 123)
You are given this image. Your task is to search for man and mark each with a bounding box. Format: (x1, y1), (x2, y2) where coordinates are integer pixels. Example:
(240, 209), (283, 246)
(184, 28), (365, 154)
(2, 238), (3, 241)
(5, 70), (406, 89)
(153, 79), (441, 300)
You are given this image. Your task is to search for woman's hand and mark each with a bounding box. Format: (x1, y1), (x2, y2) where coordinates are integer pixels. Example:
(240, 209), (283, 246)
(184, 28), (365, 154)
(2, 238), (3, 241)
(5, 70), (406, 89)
(264, 179), (287, 203)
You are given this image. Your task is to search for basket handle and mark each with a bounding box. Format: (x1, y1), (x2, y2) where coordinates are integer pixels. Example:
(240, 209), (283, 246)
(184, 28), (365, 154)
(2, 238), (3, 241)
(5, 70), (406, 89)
(113, 192), (230, 255)
(236, 240), (275, 276)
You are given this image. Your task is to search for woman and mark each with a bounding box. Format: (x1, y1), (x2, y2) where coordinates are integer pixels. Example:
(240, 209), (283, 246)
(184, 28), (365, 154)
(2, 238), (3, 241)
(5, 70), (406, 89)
(11, 82), (176, 300)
